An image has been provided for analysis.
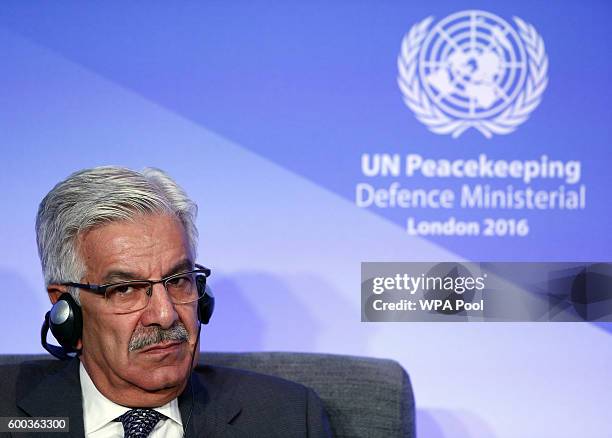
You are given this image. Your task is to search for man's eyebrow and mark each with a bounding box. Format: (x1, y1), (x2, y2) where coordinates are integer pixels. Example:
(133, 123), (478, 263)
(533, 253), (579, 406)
(101, 270), (142, 284)
(101, 259), (194, 283)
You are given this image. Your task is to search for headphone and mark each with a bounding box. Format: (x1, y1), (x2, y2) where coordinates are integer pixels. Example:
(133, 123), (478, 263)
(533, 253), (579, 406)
(41, 275), (214, 360)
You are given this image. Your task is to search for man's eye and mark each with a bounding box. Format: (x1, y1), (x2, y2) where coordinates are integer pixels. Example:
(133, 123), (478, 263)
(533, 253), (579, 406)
(112, 284), (135, 295)
(167, 276), (190, 288)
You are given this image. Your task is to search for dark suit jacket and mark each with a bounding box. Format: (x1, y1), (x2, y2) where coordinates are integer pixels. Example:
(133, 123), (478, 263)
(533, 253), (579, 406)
(0, 359), (332, 437)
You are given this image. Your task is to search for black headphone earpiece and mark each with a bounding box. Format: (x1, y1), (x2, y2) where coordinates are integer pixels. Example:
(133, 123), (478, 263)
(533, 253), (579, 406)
(196, 274), (214, 325)
(41, 293), (82, 359)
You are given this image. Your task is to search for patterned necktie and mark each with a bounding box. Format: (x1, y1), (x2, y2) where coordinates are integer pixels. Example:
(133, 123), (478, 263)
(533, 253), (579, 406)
(116, 408), (165, 438)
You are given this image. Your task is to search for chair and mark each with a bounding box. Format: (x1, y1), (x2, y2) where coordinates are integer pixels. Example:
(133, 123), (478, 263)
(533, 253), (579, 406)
(0, 352), (415, 437)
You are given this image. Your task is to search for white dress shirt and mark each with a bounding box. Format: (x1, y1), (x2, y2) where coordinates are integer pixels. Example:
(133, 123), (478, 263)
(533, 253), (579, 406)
(79, 362), (184, 437)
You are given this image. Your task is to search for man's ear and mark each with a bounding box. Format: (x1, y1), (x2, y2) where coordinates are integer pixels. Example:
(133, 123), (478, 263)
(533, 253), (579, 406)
(46, 284), (68, 304)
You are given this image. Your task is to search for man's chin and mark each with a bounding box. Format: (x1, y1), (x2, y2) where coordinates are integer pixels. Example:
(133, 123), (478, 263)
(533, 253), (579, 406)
(127, 343), (192, 391)
(125, 365), (190, 394)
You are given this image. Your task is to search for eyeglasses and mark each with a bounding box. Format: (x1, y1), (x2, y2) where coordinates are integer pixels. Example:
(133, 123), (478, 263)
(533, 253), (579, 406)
(60, 264), (211, 314)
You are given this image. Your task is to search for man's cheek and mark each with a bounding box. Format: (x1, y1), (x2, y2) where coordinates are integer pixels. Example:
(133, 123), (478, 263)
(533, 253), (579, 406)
(99, 320), (134, 358)
(178, 308), (198, 338)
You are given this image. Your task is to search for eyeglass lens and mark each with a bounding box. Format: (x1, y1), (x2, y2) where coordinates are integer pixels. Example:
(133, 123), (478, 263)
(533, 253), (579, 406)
(105, 273), (205, 312)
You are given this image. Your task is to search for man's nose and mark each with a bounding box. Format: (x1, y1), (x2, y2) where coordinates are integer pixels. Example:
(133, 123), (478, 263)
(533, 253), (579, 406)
(141, 282), (179, 328)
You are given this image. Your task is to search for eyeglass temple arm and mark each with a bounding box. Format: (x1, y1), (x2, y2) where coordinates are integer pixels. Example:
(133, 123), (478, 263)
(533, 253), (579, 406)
(59, 282), (107, 296)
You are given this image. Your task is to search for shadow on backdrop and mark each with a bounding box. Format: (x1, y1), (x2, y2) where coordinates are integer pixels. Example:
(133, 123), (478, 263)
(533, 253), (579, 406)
(202, 270), (364, 353)
(201, 275), (267, 351)
(1, 269), (48, 353)
(418, 408), (497, 438)
(594, 322), (612, 335)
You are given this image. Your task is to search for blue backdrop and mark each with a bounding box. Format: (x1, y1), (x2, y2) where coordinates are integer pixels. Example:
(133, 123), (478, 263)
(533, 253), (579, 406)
(1, 2), (611, 437)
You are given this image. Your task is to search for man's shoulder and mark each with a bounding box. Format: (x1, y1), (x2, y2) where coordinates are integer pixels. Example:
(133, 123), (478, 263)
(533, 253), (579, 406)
(195, 363), (311, 404)
(0, 359), (71, 413)
(0, 359), (68, 388)
(192, 364), (332, 436)
(0, 358), (67, 375)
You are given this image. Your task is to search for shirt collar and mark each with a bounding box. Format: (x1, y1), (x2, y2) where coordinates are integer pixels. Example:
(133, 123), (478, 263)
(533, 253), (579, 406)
(79, 361), (183, 434)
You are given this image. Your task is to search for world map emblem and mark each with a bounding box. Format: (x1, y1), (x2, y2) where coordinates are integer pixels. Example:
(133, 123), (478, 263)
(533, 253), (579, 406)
(397, 10), (548, 138)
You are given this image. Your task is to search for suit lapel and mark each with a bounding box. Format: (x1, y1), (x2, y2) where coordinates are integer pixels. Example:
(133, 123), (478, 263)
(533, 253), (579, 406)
(16, 358), (84, 438)
(179, 368), (244, 438)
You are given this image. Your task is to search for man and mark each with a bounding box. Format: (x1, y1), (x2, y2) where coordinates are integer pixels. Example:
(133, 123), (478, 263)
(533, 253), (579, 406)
(0, 166), (331, 437)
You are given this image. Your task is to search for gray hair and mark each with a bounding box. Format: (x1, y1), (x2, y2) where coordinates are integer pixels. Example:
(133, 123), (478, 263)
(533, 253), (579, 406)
(36, 166), (198, 304)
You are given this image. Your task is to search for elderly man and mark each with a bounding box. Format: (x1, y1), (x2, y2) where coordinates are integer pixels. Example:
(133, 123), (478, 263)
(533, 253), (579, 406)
(0, 166), (331, 437)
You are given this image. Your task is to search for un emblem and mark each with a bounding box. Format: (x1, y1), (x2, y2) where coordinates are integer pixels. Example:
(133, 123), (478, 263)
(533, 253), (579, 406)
(397, 10), (548, 138)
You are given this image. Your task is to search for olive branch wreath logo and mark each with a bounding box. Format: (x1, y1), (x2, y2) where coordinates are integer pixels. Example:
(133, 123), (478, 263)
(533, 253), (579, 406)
(397, 15), (548, 138)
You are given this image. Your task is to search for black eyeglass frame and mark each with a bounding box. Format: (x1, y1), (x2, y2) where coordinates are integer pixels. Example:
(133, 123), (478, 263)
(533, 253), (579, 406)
(59, 264), (211, 305)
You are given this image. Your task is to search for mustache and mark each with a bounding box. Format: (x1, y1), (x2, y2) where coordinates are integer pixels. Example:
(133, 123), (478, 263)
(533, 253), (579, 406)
(128, 322), (189, 352)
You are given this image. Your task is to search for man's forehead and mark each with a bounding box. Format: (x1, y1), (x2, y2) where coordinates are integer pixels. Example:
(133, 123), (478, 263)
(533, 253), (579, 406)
(78, 213), (193, 278)
(100, 258), (195, 282)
